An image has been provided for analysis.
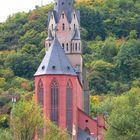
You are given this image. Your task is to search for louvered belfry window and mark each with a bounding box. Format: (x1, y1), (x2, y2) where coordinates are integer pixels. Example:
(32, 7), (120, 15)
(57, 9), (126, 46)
(50, 80), (59, 125)
(66, 80), (73, 133)
(38, 80), (44, 107)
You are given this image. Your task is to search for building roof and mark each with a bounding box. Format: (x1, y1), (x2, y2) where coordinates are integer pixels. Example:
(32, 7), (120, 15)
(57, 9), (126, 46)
(48, 1), (80, 24)
(46, 29), (54, 41)
(77, 128), (96, 140)
(72, 28), (81, 40)
(54, 0), (74, 22)
(34, 37), (77, 76)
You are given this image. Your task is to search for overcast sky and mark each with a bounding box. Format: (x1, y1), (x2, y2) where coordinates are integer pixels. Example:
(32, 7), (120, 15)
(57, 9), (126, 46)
(0, 0), (53, 22)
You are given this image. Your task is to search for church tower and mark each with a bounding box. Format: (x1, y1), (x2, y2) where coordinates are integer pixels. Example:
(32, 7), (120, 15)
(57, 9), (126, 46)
(45, 0), (89, 114)
(34, 0), (105, 140)
(35, 37), (83, 140)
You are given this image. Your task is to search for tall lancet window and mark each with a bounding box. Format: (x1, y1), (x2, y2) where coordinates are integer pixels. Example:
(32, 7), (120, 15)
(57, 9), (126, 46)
(38, 80), (44, 107)
(66, 80), (73, 133)
(50, 80), (59, 125)
(62, 23), (65, 31)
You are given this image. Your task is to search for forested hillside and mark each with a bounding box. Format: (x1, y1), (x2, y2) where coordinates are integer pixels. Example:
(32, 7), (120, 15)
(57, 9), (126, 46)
(0, 0), (140, 95)
(0, 0), (140, 137)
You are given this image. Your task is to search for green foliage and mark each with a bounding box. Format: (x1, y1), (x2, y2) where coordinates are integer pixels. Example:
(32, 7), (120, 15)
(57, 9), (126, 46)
(4, 52), (39, 78)
(0, 1), (140, 96)
(78, 6), (106, 40)
(105, 87), (140, 140)
(116, 39), (140, 81)
(0, 1), (140, 139)
(0, 129), (13, 140)
(0, 68), (14, 79)
(44, 120), (68, 140)
(88, 60), (115, 94)
(0, 115), (9, 129)
(90, 96), (114, 117)
(0, 77), (6, 88)
(11, 99), (43, 140)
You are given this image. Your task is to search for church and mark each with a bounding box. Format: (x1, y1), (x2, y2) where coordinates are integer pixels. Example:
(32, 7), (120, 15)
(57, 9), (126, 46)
(34, 0), (105, 139)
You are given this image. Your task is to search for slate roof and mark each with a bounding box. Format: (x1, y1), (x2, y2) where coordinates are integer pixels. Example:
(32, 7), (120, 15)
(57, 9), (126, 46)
(34, 37), (77, 76)
(72, 28), (81, 40)
(48, 1), (80, 24)
(77, 128), (97, 140)
(46, 29), (54, 41)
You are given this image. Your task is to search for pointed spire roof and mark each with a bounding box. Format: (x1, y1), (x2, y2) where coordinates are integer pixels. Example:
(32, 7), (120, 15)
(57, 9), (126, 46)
(34, 37), (77, 76)
(72, 28), (81, 40)
(46, 29), (54, 41)
(54, 0), (74, 23)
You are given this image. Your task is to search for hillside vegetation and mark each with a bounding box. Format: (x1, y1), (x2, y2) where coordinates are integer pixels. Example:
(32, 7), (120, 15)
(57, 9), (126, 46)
(0, 0), (140, 136)
(0, 0), (140, 95)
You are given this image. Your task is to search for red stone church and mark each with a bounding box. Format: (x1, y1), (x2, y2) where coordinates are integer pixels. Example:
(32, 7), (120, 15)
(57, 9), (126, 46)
(34, 0), (105, 139)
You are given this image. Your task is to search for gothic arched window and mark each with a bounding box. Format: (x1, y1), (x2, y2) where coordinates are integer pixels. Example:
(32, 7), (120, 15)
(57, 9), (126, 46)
(52, 24), (53, 30)
(62, 23), (65, 31)
(62, 43), (65, 49)
(50, 80), (59, 125)
(66, 43), (69, 51)
(75, 43), (77, 51)
(38, 80), (44, 107)
(66, 80), (73, 133)
(74, 24), (76, 30)
(62, 13), (64, 19)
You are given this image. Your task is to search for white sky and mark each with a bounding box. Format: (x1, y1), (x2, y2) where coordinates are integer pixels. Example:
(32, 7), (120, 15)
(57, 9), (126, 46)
(0, 0), (54, 22)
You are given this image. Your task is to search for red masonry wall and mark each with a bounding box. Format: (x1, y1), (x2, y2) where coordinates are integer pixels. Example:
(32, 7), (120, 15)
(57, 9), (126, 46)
(78, 109), (105, 140)
(35, 75), (83, 140)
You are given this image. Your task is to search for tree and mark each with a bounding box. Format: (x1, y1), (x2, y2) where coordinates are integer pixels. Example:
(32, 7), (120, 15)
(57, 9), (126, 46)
(116, 39), (140, 81)
(105, 87), (140, 140)
(88, 60), (115, 94)
(78, 6), (106, 40)
(44, 120), (68, 140)
(4, 52), (39, 78)
(0, 129), (13, 140)
(0, 77), (6, 88)
(10, 98), (68, 140)
(10, 99), (43, 140)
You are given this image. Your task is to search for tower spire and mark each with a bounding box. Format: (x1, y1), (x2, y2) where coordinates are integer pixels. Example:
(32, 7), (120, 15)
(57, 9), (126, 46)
(54, 0), (74, 18)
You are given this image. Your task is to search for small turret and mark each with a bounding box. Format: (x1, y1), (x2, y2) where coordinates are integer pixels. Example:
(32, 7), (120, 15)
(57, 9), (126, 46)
(71, 28), (82, 54)
(45, 29), (54, 50)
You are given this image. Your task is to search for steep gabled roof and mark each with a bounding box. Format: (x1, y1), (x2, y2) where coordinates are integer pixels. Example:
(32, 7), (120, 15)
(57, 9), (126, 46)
(46, 29), (54, 41)
(34, 37), (77, 76)
(48, 10), (58, 25)
(77, 128), (96, 140)
(72, 28), (81, 40)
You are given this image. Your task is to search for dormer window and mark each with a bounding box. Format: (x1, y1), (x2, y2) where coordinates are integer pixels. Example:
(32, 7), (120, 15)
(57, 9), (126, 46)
(67, 66), (70, 70)
(62, 2), (64, 5)
(62, 23), (65, 31)
(52, 66), (56, 70)
(52, 24), (53, 30)
(42, 66), (45, 70)
(74, 14), (76, 19)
